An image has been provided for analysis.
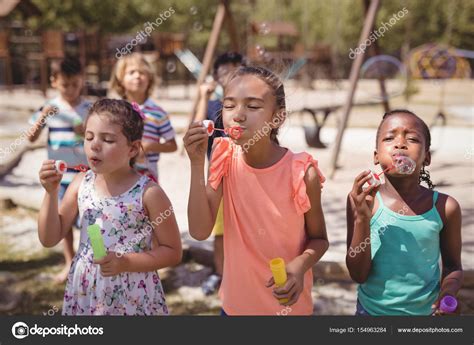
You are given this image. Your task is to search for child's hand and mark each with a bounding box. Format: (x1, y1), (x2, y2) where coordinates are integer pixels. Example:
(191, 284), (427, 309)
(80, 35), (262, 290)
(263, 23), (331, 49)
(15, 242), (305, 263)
(94, 252), (124, 277)
(183, 121), (208, 165)
(40, 105), (58, 122)
(349, 170), (380, 221)
(73, 123), (84, 136)
(39, 160), (62, 193)
(199, 81), (217, 98)
(431, 293), (461, 316)
(266, 261), (305, 306)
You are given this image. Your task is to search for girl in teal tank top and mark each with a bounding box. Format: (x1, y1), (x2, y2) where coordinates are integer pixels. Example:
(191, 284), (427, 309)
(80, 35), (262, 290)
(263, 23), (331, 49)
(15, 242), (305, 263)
(346, 109), (463, 316)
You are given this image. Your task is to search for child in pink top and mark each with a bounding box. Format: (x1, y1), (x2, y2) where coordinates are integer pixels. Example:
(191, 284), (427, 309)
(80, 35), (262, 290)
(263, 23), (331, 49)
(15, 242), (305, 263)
(184, 66), (329, 315)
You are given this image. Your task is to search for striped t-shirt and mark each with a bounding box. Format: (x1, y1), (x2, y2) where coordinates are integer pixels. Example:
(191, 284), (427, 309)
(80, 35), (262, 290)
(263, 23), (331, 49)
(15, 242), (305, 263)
(29, 97), (91, 185)
(135, 98), (175, 179)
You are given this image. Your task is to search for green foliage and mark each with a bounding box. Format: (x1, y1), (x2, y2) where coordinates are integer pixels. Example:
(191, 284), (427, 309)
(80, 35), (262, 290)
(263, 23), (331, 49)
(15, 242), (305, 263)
(25, 0), (474, 69)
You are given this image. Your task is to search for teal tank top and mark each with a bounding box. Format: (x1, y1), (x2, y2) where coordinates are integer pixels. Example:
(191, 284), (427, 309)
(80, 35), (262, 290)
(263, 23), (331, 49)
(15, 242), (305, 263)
(358, 191), (443, 315)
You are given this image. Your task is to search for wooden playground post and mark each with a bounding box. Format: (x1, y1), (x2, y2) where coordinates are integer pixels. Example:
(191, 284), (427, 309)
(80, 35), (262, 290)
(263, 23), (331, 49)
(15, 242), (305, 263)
(0, 30), (13, 90)
(364, 0), (390, 113)
(329, 0), (380, 178)
(182, 0), (239, 154)
(187, 1), (225, 125)
(224, 1), (240, 53)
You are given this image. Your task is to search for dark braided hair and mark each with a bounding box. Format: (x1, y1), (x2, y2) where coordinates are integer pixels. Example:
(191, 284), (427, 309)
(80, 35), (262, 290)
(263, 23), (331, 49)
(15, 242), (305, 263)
(376, 109), (435, 189)
(225, 66), (286, 144)
(85, 99), (144, 166)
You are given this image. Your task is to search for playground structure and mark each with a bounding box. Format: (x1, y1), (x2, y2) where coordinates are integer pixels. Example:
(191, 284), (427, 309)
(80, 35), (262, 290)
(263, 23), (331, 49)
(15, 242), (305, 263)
(1, 0), (472, 176)
(0, 0), (191, 96)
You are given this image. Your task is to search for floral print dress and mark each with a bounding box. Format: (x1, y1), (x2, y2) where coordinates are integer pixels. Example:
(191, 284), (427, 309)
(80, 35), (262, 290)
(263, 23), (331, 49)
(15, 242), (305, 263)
(62, 170), (168, 315)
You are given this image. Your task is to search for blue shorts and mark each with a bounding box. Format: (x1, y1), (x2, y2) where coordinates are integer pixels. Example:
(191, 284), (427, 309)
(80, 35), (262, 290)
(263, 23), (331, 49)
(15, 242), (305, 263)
(355, 299), (371, 316)
(58, 184), (80, 229)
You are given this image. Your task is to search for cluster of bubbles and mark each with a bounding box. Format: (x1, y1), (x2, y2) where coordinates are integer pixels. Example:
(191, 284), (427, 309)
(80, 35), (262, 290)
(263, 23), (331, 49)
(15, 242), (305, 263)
(254, 45), (271, 61)
(189, 6), (198, 15)
(190, 6), (203, 31)
(188, 6), (202, 32)
(259, 22), (270, 35)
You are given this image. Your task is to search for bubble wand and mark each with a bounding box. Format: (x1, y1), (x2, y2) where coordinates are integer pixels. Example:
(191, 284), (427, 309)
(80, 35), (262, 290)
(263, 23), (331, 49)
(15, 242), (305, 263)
(55, 160), (89, 174)
(366, 156), (416, 188)
(202, 120), (244, 139)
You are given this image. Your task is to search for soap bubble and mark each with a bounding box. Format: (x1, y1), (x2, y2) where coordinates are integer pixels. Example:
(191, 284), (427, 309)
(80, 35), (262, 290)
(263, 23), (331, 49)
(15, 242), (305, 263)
(166, 61), (176, 73)
(259, 22), (270, 35)
(255, 45), (266, 56)
(393, 156), (416, 175)
(189, 6), (198, 15)
(193, 21), (203, 31)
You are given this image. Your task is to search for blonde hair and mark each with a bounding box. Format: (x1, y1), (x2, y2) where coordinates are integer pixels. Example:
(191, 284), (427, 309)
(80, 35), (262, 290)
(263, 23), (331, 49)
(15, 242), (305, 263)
(109, 53), (155, 100)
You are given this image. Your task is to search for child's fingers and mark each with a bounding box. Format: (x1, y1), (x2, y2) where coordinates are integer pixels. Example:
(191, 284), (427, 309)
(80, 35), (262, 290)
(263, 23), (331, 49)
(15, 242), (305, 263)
(39, 170), (60, 179)
(284, 291), (300, 306)
(41, 160), (56, 170)
(352, 172), (371, 193)
(369, 184), (381, 197)
(188, 121), (204, 130)
(354, 170), (370, 184)
(94, 255), (110, 265)
(184, 130), (208, 148)
(273, 279), (296, 296)
(351, 175), (372, 200)
(348, 193), (356, 208)
(186, 126), (207, 137)
(100, 267), (111, 277)
(362, 183), (378, 198)
(265, 277), (275, 287)
(185, 141), (206, 155)
(185, 133), (208, 147)
(185, 139), (208, 155)
(356, 175), (373, 192)
(275, 288), (297, 305)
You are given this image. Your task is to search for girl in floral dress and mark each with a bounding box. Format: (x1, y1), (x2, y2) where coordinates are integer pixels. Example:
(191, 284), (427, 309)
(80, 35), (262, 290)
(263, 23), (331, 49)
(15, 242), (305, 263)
(38, 99), (182, 315)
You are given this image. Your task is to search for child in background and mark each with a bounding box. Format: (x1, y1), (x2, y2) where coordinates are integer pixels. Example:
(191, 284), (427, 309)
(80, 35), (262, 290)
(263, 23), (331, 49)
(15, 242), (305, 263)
(37, 99), (182, 315)
(27, 56), (91, 283)
(184, 66), (329, 315)
(346, 109), (463, 316)
(110, 53), (177, 181)
(194, 52), (246, 295)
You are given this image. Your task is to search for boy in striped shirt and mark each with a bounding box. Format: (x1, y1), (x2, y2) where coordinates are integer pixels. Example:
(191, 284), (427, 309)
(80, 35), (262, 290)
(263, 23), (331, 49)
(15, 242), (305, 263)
(27, 57), (90, 283)
(136, 98), (176, 180)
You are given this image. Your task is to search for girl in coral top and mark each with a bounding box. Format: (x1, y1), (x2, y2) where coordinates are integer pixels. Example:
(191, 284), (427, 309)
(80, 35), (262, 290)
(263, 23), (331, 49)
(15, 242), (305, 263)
(184, 66), (329, 315)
